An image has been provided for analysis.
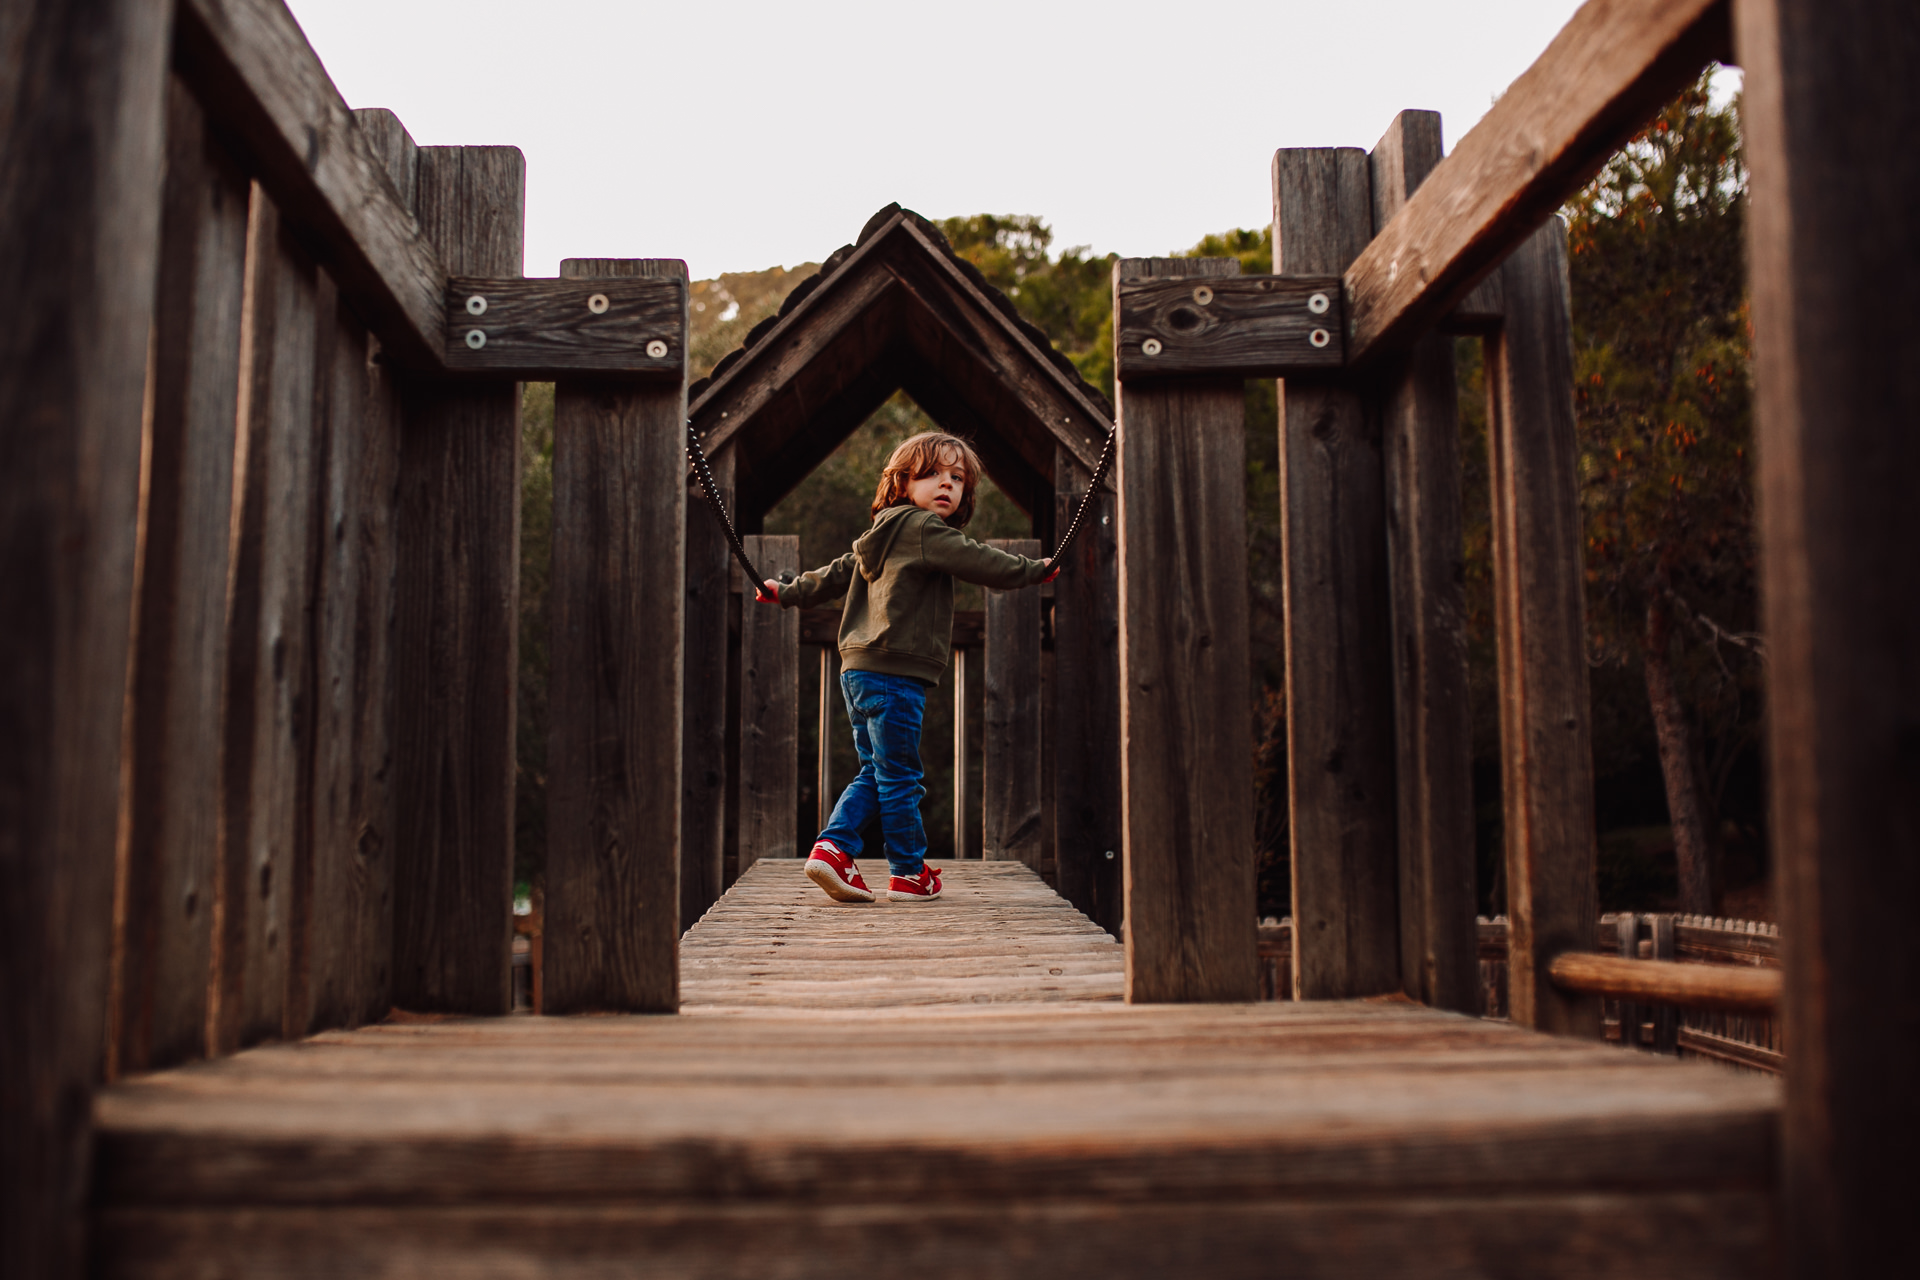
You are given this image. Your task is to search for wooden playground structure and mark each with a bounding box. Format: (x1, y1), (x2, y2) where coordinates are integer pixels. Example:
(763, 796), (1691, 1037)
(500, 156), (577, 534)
(4, 0), (1914, 1275)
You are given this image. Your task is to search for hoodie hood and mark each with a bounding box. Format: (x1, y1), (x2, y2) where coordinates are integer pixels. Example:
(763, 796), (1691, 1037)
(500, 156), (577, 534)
(854, 504), (927, 581)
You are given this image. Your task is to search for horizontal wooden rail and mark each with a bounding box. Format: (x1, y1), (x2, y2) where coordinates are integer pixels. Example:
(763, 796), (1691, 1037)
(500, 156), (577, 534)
(1342, 0), (1730, 363)
(174, 0), (448, 369)
(1114, 274), (1344, 380)
(443, 276), (686, 378)
(1548, 953), (1781, 1013)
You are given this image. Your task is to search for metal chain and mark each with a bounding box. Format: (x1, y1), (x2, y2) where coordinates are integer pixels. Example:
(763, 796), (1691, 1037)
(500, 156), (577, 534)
(685, 420), (770, 591)
(1050, 427), (1115, 570)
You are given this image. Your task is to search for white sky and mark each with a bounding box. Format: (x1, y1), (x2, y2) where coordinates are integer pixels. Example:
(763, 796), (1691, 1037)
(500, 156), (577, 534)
(288, 0), (1595, 280)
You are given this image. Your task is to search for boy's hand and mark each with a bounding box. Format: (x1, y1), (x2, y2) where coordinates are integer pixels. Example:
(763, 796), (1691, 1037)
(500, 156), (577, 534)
(756, 579), (782, 604)
(1041, 558), (1060, 584)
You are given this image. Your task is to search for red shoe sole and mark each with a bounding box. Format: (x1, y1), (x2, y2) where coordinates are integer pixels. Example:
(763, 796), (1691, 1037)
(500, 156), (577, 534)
(805, 857), (875, 903)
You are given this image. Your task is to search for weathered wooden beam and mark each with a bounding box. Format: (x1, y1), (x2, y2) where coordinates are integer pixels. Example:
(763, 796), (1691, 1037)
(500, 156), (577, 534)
(1548, 952), (1781, 1014)
(1369, 112), (1480, 1015)
(1343, 0), (1730, 363)
(1114, 258), (1260, 1003)
(443, 276), (686, 378)
(736, 537), (799, 870)
(1485, 219), (1600, 1039)
(682, 449), (735, 932)
(544, 259), (688, 1014)
(172, 0), (448, 369)
(1114, 274), (1345, 381)
(983, 540), (1044, 872)
(390, 145), (524, 1015)
(0, 0), (169, 1268)
(110, 77), (249, 1076)
(1737, 0), (1920, 1271)
(1274, 151), (1402, 1001)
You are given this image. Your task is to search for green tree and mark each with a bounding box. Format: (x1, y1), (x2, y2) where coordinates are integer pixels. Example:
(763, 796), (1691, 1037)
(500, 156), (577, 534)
(1566, 70), (1757, 913)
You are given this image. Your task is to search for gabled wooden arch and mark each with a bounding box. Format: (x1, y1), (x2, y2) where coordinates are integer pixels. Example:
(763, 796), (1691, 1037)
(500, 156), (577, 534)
(688, 204), (1114, 529)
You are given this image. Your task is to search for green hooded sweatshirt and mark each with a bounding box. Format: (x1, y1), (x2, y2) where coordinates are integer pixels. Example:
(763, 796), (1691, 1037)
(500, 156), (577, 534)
(775, 504), (1050, 684)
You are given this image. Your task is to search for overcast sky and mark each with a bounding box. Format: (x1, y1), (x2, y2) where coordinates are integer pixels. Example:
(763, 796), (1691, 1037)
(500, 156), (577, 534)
(288, 0), (1595, 280)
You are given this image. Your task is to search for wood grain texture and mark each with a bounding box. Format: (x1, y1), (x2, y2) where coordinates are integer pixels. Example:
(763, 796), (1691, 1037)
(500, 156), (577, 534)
(737, 536), (800, 869)
(1113, 258), (1258, 1003)
(1115, 274), (1345, 380)
(1369, 112), (1480, 1015)
(1273, 151), (1402, 1001)
(443, 275), (686, 378)
(212, 192), (325, 1053)
(111, 78), (249, 1075)
(1342, 0), (1730, 362)
(1052, 451), (1123, 937)
(983, 540), (1044, 870)
(682, 447), (735, 932)
(171, 0), (448, 368)
(90, 864), (1781, 1277)
(300, 300), (399, 1035)
(1485, 220), (1600, 1038)
(953, 648), (970, 859)
(0, 0), (169, 1270)
(390, 146), (524, 1015)
(1549, 954), (1781, 1013)
(1735, 0), (1920, 1271)
(544, 258), (688, 1014)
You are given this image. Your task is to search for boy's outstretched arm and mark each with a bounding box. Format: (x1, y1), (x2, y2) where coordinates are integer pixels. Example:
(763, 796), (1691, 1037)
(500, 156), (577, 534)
(760, 551), (856, 606)
(921, 520), (1054, 590)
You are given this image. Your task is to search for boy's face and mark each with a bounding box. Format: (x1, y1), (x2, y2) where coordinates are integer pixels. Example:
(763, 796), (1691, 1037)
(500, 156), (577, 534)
(906, 452), (966, 519)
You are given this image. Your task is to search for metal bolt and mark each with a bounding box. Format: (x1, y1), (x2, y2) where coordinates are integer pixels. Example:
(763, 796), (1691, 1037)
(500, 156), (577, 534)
(1104, 849), (1116, 860)
(465, 329), (487, 350)
(646, 339), (669, 359)
(1192, 285), (1214, 306)
(1307, 292), (1330, 315)
(588, 293), (610, 315)
(1309, 328), (1331, 349)
(1141, 338), (1163, 356)
(466, 295), (488, 316)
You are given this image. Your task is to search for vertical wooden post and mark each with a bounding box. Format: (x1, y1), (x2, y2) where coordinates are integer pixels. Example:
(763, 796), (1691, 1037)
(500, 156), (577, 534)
(110, 77), (250, 1075)
(1368, 112), (1480, 1013)
(1614, 912), (1641, 1049)
(391, 145), (524, 1014)
(1113, 257), (1259, 1003)
(0, 0), (169, 1270)
(544, 257), (688, 1015)
(1735, 1), (1920, 1269)
(1273, 148), (1402, 1000)
(953, 648), (969, 859)
(1649, 913), (1677, 1053)
(984, 539), (1044, 870)
(682, 446), (734, 928)
(211, 187), (327, 1053)
(1052, 448), (1123, 934)
(817, 648), (834, 831)
(1484, 219), (1600, 1038)
(736, 535), (799, 869)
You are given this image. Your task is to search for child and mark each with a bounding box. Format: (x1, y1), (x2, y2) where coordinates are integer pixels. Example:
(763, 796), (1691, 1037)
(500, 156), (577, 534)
(759, 432), (1054, 903)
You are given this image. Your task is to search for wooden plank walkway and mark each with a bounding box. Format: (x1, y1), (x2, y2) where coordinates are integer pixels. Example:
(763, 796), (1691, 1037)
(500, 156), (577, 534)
(92, 861), (1781, 1278)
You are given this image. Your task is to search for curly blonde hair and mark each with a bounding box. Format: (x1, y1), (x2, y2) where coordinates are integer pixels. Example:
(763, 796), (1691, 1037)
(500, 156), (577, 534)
(870, 432), (983, 527)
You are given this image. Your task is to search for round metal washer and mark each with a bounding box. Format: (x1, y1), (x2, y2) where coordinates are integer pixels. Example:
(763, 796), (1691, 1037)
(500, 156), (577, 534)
(466, 329), (487, 350)
(466, 295), (488, 316)
(1192, 285), (1214, 306)
(646, 339), (669, 359)
(1141, 337), (1164, 356)
(588, 293), (610, 315)
(1309, 328), (1331, 349)
(1307, 292), (1330, 315)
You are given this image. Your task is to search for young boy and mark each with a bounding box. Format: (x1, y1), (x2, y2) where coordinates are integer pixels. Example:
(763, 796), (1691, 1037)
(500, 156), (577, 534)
(758, 432), (1054, 903)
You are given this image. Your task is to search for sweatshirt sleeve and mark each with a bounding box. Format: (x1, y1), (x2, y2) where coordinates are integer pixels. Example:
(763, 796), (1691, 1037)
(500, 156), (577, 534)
(919, 517), (1051, 589)
(778, 551), (857, 607)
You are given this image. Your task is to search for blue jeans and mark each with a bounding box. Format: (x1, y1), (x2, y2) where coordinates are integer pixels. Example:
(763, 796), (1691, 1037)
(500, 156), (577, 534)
(818, 670), (929, 878)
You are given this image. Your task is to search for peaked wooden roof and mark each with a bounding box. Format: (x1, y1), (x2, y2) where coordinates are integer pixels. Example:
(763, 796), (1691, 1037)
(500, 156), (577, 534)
(689, 205), (1114, 525)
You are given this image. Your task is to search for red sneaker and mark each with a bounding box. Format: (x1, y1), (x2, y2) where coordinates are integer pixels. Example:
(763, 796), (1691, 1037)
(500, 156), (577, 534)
(889, 865), (943, 901)
(804, 841), (875, 903)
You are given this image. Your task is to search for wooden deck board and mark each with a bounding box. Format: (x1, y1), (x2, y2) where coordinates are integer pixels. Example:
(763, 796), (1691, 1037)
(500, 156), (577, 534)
(92, 859), (1781, 1277)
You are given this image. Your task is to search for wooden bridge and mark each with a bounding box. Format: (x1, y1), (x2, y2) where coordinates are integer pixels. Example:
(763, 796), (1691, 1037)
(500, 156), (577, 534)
(93, 862), (1778, 1277)
(4, 0), (1913, 1276)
